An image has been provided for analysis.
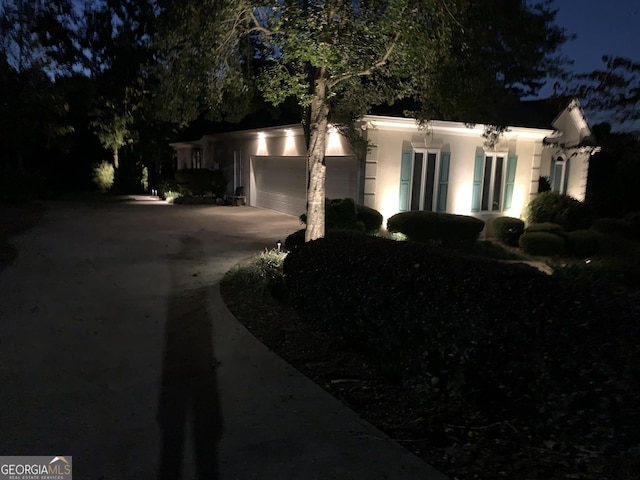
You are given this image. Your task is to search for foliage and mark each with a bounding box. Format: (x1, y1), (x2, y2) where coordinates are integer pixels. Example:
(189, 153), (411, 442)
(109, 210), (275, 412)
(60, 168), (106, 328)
(285, 229), (306, 251)
(518, 231), (565, 256)
(538, 175), (551, 193)
(590, 217), (636, 239)
(563, 229), (602, 257)
(155, 0), (569, 240)
(223, 249), (288, 300)
(585, 126), (640, 217)
(526, 191), (593, 231)
(572, 56), (640, 125)
(211, 170), (227, 198)
(525, 222), (565, 235)
(174, 168), (216, 196)
(300, 198), (383, 234)
(92, 160), (115, 193)
(387, 211), (485, 246)
(356, 204), (384, 234)
(492, 216), (525, 247)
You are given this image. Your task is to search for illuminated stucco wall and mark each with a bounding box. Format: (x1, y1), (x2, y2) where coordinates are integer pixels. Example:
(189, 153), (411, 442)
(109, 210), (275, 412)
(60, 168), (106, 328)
(363, 120), (551, 229)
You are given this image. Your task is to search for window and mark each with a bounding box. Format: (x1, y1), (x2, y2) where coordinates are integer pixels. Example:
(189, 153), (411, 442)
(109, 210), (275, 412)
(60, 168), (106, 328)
(472, 152), (517, 213)
(550, 157), (570, 194)
(191, 149), (202, 169)
(399, 150), (450, 213)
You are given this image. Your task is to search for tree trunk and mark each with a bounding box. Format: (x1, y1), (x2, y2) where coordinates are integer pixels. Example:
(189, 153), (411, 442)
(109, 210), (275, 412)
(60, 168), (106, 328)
(305, 74), (330, 242)
(113, 147), (119, 169)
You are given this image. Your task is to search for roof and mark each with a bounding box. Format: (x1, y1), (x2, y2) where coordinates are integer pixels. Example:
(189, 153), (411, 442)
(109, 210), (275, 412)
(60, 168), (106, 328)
(173, 97), (571, 143)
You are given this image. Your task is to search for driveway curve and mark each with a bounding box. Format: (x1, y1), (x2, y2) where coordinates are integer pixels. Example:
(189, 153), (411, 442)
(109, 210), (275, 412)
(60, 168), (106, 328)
(0, 197), (447, 480)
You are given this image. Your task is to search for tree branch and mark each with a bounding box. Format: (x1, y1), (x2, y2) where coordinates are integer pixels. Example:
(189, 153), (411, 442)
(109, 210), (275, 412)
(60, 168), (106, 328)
(327, 32), (400, 88)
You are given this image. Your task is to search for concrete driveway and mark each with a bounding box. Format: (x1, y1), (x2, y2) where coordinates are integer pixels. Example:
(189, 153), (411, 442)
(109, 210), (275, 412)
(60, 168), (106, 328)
(0, 197), (447, 480)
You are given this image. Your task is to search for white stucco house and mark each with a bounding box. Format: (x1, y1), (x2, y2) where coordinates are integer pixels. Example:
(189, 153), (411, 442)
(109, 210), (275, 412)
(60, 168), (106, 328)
(170, 98), (599, 231)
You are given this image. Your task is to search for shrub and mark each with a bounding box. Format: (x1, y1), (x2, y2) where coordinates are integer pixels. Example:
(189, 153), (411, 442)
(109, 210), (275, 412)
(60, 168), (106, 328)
(283, 231), (639, 403)
(526, 191), (592, 231)
(284, 227), (368, 251)
(356, 204), (383, 233)
(285, 229), (306, 250)
(564, 229), (602, 257)
(493, 216), (525, 246)
(387, 211), (485, 245)
(211, 170), (227, 198)
(591, 217), (635, 238)
(174, 169), (215, 196)
(300, 198), (374, 232)
(92, 161), (115, 193)
(525, 222), (565, 235)
(223, 249), (288, 299)
(519, 231), (565, 256)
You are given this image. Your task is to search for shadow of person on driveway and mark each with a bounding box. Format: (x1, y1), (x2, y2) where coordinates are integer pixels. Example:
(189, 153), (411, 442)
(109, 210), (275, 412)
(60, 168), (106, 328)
(157, 235), (223, 479)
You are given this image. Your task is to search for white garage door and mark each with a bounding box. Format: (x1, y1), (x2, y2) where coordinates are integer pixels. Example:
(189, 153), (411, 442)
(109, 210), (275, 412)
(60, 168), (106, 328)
(253, 156), (307, 217)
(252, 155), (359, 216)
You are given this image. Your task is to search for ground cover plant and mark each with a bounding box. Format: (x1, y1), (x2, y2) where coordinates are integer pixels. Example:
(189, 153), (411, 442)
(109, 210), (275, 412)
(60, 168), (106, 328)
(222, 231), (640, 480)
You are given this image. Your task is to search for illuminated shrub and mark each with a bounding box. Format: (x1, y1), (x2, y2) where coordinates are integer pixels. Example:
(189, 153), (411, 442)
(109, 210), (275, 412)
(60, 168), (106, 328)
(387, 211), (485, 245)
(92, 161), (115, 193)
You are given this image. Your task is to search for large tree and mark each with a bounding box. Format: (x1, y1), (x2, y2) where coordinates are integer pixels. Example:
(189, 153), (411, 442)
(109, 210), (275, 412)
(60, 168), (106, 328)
(156, 0), (568, 241)
(572, 55), (640, 127)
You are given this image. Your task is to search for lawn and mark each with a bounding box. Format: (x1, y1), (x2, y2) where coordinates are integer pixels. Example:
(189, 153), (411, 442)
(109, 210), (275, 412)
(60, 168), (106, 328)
(221, 233), (640, 480)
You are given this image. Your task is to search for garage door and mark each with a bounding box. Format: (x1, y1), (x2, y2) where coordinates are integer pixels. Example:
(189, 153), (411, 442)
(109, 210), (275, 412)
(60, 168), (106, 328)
(252, 155), (359, 216)
(253, 156), (307, 217)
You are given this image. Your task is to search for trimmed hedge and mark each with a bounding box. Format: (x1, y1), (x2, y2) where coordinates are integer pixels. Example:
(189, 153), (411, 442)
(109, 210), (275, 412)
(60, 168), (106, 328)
(387, 211), (485, 245)
(284, 227), (367, 251)
(356, 204), (383, 233)
(527, 191), (592, 231)
(283, 232), (639, 410)
(300, 198), (383, 233)
(493, 216), (525, 246)
(525, 222), (565, 235)
(519, 231), (565, 256)
(591, 217), (635, 239)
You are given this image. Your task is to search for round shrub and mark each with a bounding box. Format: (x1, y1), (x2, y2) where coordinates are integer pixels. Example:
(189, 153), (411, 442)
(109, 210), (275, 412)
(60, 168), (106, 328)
(92, 160), (115, 193)
(300, 198), (365, 231)
(525, 222), (565, 235)
(493, 216), (525, 246)
(356, 204), (383, 233)
(526, 191), (592, 231)
(387, 211), (485, 245)
(564, 229), (601, 257)
(519, 232), (565, 256)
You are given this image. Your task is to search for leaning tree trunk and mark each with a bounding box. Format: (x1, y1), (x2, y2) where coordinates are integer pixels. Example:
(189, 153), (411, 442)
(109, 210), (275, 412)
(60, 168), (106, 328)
(305, 75), (330, 242)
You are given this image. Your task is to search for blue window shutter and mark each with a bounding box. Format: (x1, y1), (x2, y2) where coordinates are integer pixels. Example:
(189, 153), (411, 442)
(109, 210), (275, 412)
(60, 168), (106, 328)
(503, 155), (518, 210)
(437, 152), (450, 213)
(471, 153), (484, 212)
(399, 151), (412, 212)
(549, 157), (556, 189)
(563, 159), (571, 194)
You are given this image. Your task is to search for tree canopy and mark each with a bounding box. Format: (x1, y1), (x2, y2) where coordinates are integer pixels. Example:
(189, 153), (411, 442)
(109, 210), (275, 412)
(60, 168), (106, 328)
(572, 55), (640, 126)
(155, 0), (569, 240)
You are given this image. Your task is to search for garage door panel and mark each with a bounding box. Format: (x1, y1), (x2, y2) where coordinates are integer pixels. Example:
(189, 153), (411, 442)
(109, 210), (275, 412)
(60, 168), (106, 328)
(253, 156), (306, 217)
(253, 155), (358, 216)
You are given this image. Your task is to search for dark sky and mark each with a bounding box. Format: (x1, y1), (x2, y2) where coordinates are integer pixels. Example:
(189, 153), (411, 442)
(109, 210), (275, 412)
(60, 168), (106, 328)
(535, 0), (640, 129)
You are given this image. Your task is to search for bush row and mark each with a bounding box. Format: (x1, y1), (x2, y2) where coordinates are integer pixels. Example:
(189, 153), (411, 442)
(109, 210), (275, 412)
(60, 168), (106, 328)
(283, 232), (640, 446)
(387, 211), (485, 245)
(300, 198), (383, 234)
